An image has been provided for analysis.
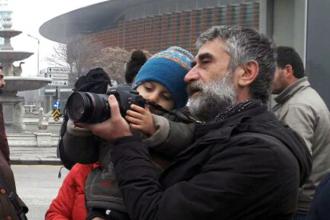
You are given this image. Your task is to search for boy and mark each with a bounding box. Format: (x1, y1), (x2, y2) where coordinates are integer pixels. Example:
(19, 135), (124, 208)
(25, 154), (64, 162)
(46, 47), (195, 220)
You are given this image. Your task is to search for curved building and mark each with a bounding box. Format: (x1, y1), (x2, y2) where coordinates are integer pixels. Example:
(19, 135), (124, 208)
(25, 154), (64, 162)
(40, 0), (259, 54)
(40, 0), (330, 107)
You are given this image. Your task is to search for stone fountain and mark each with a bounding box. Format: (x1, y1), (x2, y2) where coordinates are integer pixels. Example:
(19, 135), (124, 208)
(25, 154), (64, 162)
(0, 19), (51, 133)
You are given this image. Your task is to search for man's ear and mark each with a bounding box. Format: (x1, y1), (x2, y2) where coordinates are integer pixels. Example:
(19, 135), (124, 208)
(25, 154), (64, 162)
(237, 60), (259, 87)
(284, 64), (294, 78)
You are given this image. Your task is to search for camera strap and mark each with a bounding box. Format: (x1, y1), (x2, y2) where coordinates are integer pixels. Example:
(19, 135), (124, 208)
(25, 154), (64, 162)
(145, 101), (201, 123)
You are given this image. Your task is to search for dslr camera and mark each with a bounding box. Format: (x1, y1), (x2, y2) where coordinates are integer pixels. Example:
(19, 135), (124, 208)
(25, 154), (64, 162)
(66, 85), (145, 123)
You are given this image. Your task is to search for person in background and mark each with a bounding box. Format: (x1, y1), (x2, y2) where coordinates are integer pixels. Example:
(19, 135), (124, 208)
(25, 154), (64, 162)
(83, 26), (312, 220)
(57, 67), (112, 170)
(46, 67), (112, 220)
(125, 50), (148, 84)
(0, 66), (28, 220)
(272, 46), (330, 220)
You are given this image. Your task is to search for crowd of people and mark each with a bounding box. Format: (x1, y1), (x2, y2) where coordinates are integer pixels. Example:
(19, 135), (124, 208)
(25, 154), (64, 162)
(0, 25), (329, 220)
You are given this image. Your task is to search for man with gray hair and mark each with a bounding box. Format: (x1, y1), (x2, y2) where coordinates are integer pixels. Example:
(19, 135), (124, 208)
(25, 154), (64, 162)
(83, 26), (312, 220)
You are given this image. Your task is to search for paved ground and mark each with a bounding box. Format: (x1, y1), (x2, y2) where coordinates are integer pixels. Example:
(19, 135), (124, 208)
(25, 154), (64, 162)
(12, 165), (69, 220)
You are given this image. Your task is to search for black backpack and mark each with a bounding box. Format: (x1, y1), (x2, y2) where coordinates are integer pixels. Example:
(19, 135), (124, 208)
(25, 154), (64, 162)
(57, 67), (111, 170)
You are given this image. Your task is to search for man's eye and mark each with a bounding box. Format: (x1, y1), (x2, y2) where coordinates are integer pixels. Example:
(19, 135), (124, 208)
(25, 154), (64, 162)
(191, 61), (196, 68)
(201, 58), (210, 64)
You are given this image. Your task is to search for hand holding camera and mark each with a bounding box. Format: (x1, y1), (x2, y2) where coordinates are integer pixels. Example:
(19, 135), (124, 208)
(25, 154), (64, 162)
(75, 95), (133, 141)
(66, 85), (145, 123)
(66, 85), (145, 141)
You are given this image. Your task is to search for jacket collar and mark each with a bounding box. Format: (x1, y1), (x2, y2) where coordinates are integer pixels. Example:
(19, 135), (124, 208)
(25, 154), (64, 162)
(194, 100), (267, 143)
(274, 77), (310, 104)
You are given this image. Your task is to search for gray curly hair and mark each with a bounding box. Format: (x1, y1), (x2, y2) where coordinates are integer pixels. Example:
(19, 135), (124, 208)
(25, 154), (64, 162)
(196, 25), (276, 103)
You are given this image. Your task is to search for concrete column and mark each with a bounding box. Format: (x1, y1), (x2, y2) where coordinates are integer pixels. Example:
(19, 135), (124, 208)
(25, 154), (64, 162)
(0, 94), (25, 133)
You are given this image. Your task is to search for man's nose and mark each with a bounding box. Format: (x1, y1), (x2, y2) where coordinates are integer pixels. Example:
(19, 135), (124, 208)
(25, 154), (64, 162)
(184, 66), (199, 83)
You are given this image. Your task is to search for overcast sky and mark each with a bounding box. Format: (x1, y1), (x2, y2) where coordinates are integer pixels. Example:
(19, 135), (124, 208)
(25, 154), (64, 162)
(9, 0), (105, 76)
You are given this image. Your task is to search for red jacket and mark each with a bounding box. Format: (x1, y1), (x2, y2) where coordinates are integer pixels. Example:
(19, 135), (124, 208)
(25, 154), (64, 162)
(45, 163), (98, 220)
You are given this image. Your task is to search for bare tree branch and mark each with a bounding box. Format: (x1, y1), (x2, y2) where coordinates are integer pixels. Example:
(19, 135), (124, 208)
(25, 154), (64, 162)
(47, 36), (149, 85)
(45, 43), (70, 67)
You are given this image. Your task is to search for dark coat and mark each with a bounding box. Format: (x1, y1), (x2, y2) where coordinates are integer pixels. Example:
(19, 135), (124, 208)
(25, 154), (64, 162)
(109, 102), (312, 220)
(0, 105), (28, 220)
(308, 173), (330, 220)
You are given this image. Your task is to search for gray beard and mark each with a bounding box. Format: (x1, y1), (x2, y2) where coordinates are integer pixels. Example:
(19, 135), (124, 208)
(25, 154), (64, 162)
(188, 74), (236, 122)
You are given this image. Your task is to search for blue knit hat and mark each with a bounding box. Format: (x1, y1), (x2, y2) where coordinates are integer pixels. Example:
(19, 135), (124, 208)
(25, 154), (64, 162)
(133, 46), (193, 109)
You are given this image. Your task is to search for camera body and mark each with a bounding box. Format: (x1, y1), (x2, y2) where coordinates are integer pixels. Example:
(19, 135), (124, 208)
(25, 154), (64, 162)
(66, 85), (145, 123)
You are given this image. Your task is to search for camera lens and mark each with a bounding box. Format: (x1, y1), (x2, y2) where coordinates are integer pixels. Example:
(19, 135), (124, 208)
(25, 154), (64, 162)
(66, 92), (93, 122)
(66, 85), (145, 123)
(66, 92), (110, 123)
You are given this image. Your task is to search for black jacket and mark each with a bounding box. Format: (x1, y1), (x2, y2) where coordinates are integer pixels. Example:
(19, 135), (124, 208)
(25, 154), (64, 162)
(110, 102), (312, 220)
(308, 173), (330, 220)
(0, 105), (28, 220)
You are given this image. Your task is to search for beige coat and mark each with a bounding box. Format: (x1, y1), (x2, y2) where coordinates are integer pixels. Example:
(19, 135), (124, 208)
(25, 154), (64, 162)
(272, 77), (330, 213)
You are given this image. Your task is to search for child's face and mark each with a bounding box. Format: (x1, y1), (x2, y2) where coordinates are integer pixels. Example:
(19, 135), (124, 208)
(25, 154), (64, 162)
(136, 81), (174, 111)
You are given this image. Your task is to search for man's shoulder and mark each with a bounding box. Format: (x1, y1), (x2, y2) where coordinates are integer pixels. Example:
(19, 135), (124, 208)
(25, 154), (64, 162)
(229, 131), (287, 151)
(284, 88), (329, 122)
(208, 129), (289, 156)
(289, 85), (325, 107)
(204, 130), (302, 174)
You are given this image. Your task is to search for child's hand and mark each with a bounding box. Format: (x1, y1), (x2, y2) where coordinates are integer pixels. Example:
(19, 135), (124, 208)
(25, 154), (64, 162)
(125, 104), (156, 136)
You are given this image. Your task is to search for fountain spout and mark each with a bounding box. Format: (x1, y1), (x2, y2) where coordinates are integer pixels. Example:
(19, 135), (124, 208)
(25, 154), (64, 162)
(13, 62), (24, 76)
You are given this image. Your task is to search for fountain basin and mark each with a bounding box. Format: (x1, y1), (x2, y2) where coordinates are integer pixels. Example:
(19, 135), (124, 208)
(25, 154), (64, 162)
(3, 76), (52, 92)
(0, 51), (33, 62)
(0, 29), (22, 39)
